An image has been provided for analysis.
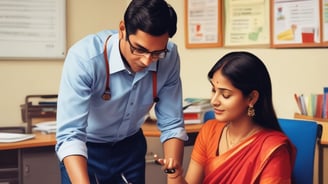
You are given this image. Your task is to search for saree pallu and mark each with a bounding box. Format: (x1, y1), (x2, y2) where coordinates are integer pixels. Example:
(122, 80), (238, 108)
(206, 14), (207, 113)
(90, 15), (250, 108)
(203, 130), (296, 184)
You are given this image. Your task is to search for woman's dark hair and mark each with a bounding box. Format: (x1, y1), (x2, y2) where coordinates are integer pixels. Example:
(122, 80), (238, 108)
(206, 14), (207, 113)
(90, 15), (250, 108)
(124, 0), (177, 38)
(208, 51), (282, 131)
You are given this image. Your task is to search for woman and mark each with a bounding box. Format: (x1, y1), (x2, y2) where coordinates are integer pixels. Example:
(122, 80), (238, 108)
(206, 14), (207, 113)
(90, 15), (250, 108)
(159, 51), (296, 184)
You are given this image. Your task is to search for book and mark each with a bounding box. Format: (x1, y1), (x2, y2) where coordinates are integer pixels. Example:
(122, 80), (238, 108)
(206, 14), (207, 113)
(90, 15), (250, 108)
(324, 93), (328, 119)
(307, 94), (317, 117)
(294, 93), (302, 114)
(299, 94), (308, 115)
(315, 94), (324, 118)
(183, 98), (212, 124)
(183, 98), (210, 110)
(0, 132), (35, 143)
(323, 87), (328, 118)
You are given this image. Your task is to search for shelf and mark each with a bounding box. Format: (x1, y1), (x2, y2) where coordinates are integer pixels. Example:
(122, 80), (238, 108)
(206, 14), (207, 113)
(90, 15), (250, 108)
(294, 113), (328, 123)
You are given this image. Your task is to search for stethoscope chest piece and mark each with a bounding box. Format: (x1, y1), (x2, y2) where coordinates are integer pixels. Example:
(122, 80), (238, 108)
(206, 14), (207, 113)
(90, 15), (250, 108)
(102, 89), (111, 101)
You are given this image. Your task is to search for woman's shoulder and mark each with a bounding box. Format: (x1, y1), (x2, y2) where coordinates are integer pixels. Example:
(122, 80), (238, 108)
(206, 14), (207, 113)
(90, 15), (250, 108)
(199, 119), (226, 136)
(202, 119), (226, 129)
(258, 129), (293, 151)
(257, 129), (296, 162)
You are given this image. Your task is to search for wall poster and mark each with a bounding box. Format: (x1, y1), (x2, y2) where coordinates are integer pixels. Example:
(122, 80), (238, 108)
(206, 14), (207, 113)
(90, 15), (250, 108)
(0, 0), (66, 59)
(184, 0), (223, 48)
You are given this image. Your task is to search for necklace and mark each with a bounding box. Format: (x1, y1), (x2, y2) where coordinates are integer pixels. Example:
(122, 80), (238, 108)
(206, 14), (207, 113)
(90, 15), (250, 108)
(225, 124), (258, 149)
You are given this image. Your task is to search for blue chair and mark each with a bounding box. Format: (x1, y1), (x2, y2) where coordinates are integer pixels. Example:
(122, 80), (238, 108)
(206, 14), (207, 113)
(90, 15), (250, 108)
(278, 118), (322, 184)
(203, 110), (215, 122)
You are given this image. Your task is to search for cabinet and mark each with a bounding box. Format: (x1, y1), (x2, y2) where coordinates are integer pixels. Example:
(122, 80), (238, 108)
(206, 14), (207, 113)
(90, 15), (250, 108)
(0, 149), (20, 184)
(21, 146), (60, 184)
(0, 146), (60, 184)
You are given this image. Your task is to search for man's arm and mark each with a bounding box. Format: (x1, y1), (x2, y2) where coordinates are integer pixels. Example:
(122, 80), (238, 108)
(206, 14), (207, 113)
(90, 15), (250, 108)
(163, 138), (186, 184)
(63, 155), (90, 184)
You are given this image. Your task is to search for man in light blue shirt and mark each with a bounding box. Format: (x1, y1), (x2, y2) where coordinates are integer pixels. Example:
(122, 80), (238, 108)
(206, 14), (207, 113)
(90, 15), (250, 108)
(56, 0), (188, 183)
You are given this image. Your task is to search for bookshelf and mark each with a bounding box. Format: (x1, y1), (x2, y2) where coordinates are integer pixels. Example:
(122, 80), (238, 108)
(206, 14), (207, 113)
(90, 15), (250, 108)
(294, 113), (328, 123)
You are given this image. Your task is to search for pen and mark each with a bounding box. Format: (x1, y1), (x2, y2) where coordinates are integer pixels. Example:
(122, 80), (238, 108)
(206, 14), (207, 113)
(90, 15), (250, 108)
(151, 158), (176, 174)
(121, 173), (132, 184)
(94, 174), (100, 184)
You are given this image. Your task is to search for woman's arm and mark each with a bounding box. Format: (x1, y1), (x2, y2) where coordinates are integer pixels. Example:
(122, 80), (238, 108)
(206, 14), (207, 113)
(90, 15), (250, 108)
(185, 159), (205, 184)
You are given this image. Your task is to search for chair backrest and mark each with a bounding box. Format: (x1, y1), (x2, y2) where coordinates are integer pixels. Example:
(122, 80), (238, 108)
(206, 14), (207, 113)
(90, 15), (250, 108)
(278, 118), (322, 184)
(203, 110), (215, 122)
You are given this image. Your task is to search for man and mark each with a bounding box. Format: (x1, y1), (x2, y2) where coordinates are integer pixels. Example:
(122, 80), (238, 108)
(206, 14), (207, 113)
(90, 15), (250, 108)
(55, 0), (188, 183)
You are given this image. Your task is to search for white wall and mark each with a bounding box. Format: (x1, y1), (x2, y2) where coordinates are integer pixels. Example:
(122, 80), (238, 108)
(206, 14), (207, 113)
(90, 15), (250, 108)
(0, 0), (327, 126)
(167, 0), (328, 119)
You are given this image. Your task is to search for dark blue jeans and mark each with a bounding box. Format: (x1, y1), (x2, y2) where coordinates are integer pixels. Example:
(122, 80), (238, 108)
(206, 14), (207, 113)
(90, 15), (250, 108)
(60, 129), (147, 184)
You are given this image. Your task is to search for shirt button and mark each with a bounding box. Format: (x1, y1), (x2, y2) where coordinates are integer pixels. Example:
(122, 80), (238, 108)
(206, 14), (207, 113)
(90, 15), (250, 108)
(130, 102), (134, 106)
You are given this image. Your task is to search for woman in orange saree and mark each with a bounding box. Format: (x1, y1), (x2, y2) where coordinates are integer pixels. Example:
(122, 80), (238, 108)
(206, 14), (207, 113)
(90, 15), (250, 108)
(195, 119), (296, 184)
(157, 51), (296, 184)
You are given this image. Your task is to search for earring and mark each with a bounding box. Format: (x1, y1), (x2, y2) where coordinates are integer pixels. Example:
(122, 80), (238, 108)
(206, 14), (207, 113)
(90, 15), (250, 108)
(248, 105), (255, 117)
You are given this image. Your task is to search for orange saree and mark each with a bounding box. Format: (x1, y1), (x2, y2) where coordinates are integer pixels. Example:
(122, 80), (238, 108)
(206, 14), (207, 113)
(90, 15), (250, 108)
(191, 120), (296, 184)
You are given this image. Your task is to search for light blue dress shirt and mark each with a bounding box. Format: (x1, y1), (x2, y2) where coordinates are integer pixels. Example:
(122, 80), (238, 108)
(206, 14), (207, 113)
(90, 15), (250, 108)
(55, 30), (188, 161)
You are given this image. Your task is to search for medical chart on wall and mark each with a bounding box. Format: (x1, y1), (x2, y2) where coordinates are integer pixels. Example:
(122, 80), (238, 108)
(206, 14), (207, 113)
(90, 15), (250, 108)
(184, 0), (223, 48)
(224, 0), (270, 47)
(271, 0), (321, 47)
(323, 0), (328, 43)
(0, 0), (66, 59)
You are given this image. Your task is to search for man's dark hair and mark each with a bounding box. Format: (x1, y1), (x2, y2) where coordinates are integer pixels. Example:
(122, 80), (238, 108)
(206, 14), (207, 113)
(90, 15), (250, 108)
(124, 0), (177, 38)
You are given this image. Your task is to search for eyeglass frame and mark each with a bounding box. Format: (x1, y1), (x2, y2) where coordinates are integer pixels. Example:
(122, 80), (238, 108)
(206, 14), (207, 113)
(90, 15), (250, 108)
(126, 35), (169, 59)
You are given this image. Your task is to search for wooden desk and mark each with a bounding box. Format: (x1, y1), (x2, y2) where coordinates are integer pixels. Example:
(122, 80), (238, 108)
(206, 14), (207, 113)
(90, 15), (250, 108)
(0, 132), (59, 184)
(0, 123), (203, 150)
(0, 123), (203, 184)
(142, 122), (203, 137)
(0, 132), (56, 151)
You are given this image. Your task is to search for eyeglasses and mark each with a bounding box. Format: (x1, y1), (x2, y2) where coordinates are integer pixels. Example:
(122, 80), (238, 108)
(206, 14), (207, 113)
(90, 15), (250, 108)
(127, 36), (169, 59)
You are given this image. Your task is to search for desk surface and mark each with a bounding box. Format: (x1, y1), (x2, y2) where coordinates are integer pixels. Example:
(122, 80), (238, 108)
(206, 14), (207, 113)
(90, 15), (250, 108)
(0, 123), (203, 150)
(0, 132), (56, 150)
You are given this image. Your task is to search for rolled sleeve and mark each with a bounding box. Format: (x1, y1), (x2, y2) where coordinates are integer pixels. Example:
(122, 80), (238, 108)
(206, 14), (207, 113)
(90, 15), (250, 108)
(56, 139), (87, 161)
(160, 126), (188, 143)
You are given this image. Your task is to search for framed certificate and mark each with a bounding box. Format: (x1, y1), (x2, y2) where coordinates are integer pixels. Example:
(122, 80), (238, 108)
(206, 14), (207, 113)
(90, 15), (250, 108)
(270, 0), (322, 48)
(184, 0), (223, 48)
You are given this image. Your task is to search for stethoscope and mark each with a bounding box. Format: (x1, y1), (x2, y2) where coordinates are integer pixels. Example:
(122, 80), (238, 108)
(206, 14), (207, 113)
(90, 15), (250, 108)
(101, 35), (160, 103)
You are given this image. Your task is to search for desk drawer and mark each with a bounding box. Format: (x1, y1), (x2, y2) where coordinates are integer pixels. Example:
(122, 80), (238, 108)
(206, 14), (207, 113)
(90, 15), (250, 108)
(0, 150), (19, 184)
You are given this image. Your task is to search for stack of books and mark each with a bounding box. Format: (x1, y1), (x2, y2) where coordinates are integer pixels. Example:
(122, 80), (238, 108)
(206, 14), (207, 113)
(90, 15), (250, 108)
(183, 98), (212, 124)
